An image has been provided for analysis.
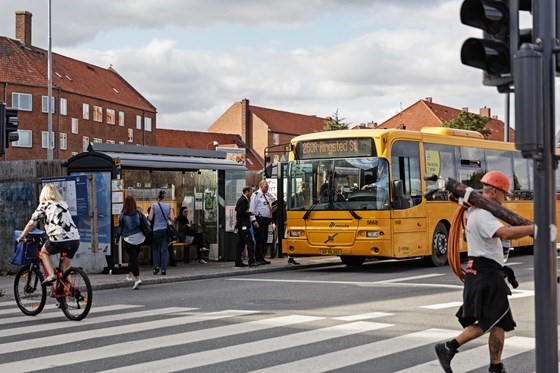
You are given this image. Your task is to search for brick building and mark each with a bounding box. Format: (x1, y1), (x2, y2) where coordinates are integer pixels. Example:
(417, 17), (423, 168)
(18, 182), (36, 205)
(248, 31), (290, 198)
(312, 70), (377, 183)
(0, 11), (156, 161)
(376, 97), (515, 142)
(208, 98), (327, 164)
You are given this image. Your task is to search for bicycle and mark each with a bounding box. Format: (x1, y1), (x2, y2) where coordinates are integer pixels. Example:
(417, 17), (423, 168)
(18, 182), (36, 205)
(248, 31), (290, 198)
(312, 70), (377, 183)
(13, 234), (93, 321)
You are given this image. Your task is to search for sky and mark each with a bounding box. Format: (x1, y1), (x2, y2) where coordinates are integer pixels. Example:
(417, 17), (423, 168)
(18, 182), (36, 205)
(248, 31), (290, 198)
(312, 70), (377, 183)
(0, 0), (550, 132)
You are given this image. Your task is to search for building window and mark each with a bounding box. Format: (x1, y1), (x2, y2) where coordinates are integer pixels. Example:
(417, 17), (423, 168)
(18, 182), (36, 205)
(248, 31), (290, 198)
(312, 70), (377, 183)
(12, 130), (32, 147)
(136, 115), (142, 130)
(83, 103), (89, 120)
(93, 106), (103, 122)
(128, 128), (134, 143)
(82, 136), (89, 152)
(60, 133), (67, 150)
(106, 109), (115, 125)
(145, 117), (152, 132)
(119, 112), (125, 127)
(71, 152), (78, 156)
(273, 133), (280, 145)
(41, 96), (56, 113)
(106, 139), (115, 144)
(119, 141), (125, 145)
(72, 118), (79, 134)
(60, 98), (67, 116)
(93, 138), (102, 143)
(42, 131), (55, 149)
(12, 93), (32, 111)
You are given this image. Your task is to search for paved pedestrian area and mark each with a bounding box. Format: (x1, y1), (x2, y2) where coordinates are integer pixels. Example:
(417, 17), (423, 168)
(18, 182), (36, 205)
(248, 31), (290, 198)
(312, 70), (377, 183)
(0, 256), (341, 298)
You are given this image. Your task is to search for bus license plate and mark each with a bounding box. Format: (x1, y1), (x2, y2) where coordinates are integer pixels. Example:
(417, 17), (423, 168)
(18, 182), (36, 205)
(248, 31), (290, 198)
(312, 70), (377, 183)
(320, 248), (342, 256)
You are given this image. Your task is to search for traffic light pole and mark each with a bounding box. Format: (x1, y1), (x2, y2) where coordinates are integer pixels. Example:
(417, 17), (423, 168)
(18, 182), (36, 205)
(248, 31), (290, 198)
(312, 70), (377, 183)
(532, 1), (558, 371)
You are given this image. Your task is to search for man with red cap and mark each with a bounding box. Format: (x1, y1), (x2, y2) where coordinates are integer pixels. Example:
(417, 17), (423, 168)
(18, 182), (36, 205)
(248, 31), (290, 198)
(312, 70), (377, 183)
(435, 170), (534, 373)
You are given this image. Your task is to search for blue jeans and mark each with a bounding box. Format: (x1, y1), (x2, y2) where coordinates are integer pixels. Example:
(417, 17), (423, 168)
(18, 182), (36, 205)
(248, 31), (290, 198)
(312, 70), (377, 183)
(152, 229), (168, 272)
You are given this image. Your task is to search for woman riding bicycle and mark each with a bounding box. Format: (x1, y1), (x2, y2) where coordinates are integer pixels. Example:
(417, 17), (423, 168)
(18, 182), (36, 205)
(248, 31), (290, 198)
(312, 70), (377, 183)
(17, 183), (80, 286)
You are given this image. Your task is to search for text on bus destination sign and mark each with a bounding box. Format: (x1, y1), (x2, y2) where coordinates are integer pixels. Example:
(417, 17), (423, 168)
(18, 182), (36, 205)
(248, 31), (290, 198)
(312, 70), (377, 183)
(298, 138), (373, 159)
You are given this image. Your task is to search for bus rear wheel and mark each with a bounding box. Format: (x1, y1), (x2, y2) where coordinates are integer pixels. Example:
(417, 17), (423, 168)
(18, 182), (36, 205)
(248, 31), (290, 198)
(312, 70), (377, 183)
(340, 255), (365, 266)
(426, 222), (449, 267)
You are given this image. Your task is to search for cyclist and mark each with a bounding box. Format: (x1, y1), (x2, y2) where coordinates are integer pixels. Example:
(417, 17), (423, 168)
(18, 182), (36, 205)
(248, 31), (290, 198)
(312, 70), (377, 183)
(17, 183), (80, 286)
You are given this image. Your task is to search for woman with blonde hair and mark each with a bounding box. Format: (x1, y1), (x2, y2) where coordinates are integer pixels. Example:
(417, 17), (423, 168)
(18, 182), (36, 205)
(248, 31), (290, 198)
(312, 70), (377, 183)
(17, 183), (80, 285)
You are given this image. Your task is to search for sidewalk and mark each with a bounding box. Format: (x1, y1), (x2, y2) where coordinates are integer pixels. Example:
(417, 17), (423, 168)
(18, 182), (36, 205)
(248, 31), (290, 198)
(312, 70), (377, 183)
(0, 256), (341, 298)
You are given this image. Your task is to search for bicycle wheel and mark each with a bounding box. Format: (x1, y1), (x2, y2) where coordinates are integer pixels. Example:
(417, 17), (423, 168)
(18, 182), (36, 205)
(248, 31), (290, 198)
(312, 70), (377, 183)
(14, 264), (47, 316)
(59, 267), (92, 321)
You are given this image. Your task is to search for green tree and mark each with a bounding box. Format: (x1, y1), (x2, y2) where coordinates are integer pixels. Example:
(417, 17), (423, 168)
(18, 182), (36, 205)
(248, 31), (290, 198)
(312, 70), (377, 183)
(442, 111), (492, 137)
(323, 109), (350, 131)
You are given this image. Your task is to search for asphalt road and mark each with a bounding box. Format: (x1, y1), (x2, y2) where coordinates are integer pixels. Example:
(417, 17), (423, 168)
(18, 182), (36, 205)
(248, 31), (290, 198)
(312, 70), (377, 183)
(0, 251), (548, 372)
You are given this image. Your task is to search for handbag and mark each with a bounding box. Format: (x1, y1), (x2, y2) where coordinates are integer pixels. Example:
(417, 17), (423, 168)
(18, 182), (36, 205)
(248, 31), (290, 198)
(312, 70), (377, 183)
(11, 229), (43, 266)
(158, 203), (177, 242)
(138, 211), (153, 245)
(124, 231), (146, 245)
(184, 235), (195, 245)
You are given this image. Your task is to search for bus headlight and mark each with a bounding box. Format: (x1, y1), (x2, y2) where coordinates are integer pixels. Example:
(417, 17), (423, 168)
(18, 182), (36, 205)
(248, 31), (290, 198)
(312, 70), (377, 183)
(289, 230), (304, 237)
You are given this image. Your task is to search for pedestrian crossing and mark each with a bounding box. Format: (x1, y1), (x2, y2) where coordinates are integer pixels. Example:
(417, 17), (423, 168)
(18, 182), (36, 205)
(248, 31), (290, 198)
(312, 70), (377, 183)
(0, 301), (538, 372)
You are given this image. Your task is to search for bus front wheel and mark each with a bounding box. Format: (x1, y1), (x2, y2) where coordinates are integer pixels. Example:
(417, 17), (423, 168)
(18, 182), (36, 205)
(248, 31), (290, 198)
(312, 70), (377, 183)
(427, 222), (449, 267)
(340, 255), (365, 266)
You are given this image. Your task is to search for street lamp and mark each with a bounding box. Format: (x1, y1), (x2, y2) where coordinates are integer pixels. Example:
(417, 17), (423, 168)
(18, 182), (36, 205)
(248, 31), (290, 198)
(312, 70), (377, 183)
(206, 141), (219, 150)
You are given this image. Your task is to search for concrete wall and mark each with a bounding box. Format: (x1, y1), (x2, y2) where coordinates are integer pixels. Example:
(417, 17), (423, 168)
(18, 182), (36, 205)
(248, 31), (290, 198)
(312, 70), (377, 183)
(0, 160), (65, 273)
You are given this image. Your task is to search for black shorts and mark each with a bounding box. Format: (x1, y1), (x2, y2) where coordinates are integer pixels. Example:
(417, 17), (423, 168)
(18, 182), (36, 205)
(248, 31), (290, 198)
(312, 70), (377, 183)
(45, 239), (80, 259)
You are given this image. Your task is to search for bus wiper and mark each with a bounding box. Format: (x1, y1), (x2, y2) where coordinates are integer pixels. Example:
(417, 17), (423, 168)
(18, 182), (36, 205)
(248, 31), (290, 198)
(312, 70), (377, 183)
(337, 198), (361, 220)
(303, 203), (317, 220)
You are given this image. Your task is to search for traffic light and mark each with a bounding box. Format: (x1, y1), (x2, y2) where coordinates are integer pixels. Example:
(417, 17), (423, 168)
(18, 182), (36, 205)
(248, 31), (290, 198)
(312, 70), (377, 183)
(5, 106), (19, 149)
(460, 0), (532, 90)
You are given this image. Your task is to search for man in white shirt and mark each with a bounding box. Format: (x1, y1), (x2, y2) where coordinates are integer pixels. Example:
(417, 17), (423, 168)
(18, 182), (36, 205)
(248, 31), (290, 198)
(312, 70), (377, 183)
(249, 180), (276, 265)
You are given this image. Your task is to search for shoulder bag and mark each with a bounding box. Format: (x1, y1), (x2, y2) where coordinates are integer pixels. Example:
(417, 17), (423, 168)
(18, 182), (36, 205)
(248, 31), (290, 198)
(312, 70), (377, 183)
(158, 203), (177, 242)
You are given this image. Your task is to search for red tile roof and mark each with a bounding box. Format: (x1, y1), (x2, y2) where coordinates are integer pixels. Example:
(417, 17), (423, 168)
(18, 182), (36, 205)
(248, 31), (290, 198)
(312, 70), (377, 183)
(156, 128), (262, 171)
(376, 99), (514, 141)
(0, 37), (155, 112)
(250, 105), (327, 135)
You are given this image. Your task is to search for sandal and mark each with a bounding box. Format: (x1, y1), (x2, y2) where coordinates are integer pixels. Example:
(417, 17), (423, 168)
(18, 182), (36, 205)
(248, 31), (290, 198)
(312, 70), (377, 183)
(41, 276), (56, 286)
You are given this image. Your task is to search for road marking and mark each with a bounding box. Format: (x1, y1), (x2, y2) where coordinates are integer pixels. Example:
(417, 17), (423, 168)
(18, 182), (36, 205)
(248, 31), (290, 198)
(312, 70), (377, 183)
(0, 304), (59, 315)
(99, 321), (392, 373)
(333, 312), (393, 321)
(249, 328), (456, 373)
(421, 289), (535, 309)
(0, 305), (182, 337)
(421, 302), (463, 310)
(0, 304), (143, 326)
(0, 309), (253, 354)
(395, 336), (534, 372)
(0, 315), (324, 372)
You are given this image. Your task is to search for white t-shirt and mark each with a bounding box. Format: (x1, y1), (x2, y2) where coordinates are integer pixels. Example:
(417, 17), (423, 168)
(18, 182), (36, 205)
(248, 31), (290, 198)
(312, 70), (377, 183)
(463, 207), (505, 266)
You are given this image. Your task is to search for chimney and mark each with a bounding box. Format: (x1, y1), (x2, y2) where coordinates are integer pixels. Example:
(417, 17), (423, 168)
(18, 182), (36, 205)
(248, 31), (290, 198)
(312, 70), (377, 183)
(492, 115), (499, 120)
(241, 98), (251, 148)
(15, 11), (32, 47)
(479, 106), (491, 118)
(462, 107), (469, 112)
(425, 97), (432, 103)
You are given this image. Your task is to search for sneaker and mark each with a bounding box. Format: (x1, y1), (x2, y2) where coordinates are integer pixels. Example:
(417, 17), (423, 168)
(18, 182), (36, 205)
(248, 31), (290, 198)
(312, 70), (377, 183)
(153, 267), (160, 275)
(288, 257), (301, 265)
(489, 363), (507, 373)
(133, 280), (142, 290)
(125, 275), (133, 281)
(200, 247), (209, 252)
(198, 259), (207, 264)
(435, 342), (456, 373)
(262, 259), (271, 265)
(161, 271), (167, 275)
(235, 262), (248, 267)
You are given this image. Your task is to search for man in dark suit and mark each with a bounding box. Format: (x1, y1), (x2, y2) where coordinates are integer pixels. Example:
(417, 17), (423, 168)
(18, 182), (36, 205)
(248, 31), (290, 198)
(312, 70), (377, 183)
(235, 186), (255, 267)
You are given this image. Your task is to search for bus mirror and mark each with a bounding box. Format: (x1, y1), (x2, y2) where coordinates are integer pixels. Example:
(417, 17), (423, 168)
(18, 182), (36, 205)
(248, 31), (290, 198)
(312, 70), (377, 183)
(393, 180), (404, 199)
(264, 164), (273, 178)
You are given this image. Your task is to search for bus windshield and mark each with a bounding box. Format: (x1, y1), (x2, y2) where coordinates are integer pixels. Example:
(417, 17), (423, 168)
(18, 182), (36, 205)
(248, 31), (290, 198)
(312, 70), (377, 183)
(287, 157), (390, 211)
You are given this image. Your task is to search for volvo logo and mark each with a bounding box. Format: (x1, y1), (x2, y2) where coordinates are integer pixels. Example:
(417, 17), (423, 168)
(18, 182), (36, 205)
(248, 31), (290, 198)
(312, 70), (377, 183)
(324, 233), (338, 243)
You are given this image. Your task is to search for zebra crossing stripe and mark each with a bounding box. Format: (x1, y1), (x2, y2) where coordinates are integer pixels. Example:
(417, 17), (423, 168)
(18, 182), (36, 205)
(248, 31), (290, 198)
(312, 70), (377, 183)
(333, 312), (393, 321)
(99, 321), (393, 373)
(0, 314), (324, 372)
(420, 302), (463, 310)
(0, 304), (60, 315)
(0, 304), (142, 327)
(395, 335), (535, 372)
(0, 301), (17, 308)
(0, 306), (186, 338)
(0, 308), (249, 354)
(249, 328), (456, 373)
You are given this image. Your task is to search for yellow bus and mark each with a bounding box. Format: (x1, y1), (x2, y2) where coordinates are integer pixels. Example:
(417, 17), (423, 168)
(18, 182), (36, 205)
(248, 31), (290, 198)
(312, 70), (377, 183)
(284, 127), (557, 266)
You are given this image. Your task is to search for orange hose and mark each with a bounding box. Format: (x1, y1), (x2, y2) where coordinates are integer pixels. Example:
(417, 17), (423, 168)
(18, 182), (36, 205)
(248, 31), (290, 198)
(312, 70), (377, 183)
(448, 205), (467, 282)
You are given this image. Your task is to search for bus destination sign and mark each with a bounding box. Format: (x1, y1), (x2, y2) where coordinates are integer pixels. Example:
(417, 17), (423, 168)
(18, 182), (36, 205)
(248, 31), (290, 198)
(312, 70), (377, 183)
(296, 138), (374, 160)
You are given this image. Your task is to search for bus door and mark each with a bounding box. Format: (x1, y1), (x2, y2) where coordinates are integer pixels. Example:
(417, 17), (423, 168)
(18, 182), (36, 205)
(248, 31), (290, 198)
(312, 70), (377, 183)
(389, 141), (428, 258)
